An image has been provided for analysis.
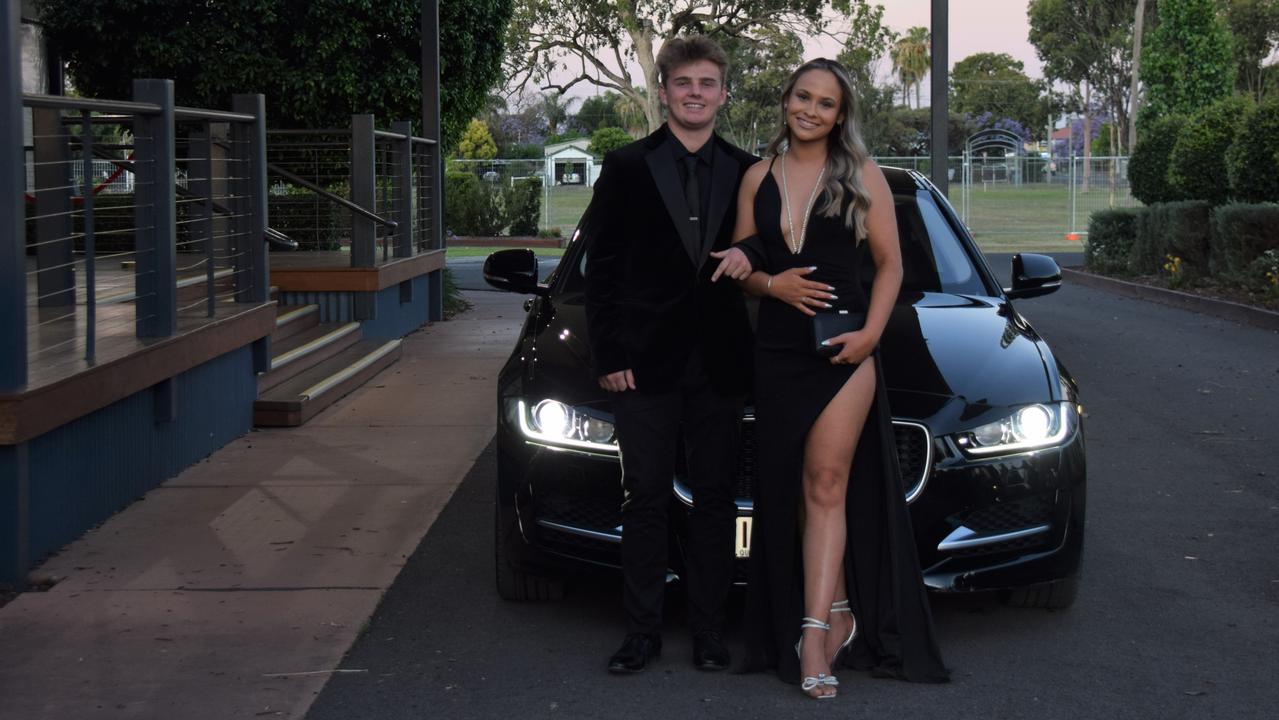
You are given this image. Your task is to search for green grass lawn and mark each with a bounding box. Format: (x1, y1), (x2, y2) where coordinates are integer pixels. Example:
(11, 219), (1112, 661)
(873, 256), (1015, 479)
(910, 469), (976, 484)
(446, 245), (566, 258)
(532, 181), (1135, 254)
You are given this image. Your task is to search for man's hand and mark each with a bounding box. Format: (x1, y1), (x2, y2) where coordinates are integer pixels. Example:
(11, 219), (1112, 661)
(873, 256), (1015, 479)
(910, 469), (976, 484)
(709, 247), (754, 282)
(599, 369), (637, 392)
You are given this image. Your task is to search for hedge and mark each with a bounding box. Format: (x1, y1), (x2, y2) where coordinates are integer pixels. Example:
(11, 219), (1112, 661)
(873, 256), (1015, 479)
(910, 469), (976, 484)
(1130, 201), (1211, 276)
(1086, 207), (1145, 275)
(444, 171), (503, 236)
(1227, 95), (1279, 203)
(1167, 96), (1250, 206)
(1129, 114), (1189, 205)
(502, 178), (541, 236)
(1210, 203), (1279, 278)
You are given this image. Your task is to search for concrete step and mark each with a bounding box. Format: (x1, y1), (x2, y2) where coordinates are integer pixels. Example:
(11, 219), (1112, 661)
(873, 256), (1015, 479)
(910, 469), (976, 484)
(257, 321), (361, 393)
(253, 339), (403, 427)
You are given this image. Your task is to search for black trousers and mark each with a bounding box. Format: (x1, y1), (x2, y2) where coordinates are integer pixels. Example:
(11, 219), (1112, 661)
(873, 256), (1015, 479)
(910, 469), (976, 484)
(609, 352), (741, 636)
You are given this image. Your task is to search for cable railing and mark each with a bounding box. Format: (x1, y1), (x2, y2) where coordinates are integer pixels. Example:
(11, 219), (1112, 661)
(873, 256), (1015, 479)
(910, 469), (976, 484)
(15, 82), (270, 382)
(266, 117), (436, 263)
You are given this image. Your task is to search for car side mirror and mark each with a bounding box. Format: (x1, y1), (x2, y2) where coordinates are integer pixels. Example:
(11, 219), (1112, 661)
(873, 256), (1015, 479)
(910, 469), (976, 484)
(483, 249), (547, 295)
(1005, 252), (1061, 300)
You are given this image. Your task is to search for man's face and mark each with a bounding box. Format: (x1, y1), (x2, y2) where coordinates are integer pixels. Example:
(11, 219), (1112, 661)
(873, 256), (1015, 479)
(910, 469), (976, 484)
(658, 59), (727, 133)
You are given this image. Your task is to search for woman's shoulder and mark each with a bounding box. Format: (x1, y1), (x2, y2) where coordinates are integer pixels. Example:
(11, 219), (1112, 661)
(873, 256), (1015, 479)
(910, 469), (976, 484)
(740, 157), (772, 195)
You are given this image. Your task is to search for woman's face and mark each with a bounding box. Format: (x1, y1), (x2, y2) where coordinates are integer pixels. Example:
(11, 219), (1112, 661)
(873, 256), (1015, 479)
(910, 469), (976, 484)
(784, 68), (845, 143)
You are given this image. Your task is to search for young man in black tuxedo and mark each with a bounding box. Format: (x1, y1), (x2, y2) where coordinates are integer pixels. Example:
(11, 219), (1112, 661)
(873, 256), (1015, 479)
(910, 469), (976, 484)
(582, 36), (756, 674)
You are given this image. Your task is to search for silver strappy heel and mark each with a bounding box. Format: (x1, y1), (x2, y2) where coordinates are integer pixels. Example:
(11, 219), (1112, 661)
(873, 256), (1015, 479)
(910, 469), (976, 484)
(795, 616), (839, 699)
(830, 599), (858, 667)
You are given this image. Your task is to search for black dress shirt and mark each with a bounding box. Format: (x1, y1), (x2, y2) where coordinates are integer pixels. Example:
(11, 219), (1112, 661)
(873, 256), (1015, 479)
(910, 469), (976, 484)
(666, 130), (714, 241)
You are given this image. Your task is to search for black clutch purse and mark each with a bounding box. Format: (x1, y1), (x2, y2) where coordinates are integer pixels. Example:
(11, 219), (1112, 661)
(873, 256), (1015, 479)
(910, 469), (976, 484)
(812, 309), (865, 357)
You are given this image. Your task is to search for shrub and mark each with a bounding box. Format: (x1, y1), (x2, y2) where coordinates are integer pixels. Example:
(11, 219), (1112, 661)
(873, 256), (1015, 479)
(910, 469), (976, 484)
(1085, 207), (1144, 275)
(1167, 96), (1250, 206)
(502, 178), (542, 236)
(268, 188), (346, 251)
(589, 127), (633, 156)
(1129, 114), (1189, 205)
(444, 171), (503, 236)
(1210, 203), (1279, 278)
(1246, 248), (1279, 297)
(1130, 201), (1211, 276)
(1226, 95), (1279, 203)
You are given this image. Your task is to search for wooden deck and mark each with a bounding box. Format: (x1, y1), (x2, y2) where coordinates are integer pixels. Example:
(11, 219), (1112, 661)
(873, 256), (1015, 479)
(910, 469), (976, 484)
(268, 248), (445, 292)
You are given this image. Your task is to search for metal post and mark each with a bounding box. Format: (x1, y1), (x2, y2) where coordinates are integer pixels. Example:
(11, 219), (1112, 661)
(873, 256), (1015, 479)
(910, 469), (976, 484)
(232, 94), (268, 303)
(80, 111), (96, 361)
(421, 0), (444, 321)
(132, 79), (177, 338)
(191, 123), (215, 317)
(393, 120), (414, 258)
(350, 114), (376, 268)
(1, 1), (27, 392)
(930, 0), (949, 195)
(1070, 155), (1078, 235)
(32, 107), (74, 307)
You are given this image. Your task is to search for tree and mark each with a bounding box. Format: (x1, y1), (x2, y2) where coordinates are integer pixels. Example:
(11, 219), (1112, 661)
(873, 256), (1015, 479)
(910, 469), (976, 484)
(457, 119), (499, 159)
(1141, 0), (1236, 121)
(1227, 95), (1279, 201)
(1227, 0), (1279, 100)
(890, 27), (930, 109)
(1128, 113), (1189, 204)
(1028, 0), (1136, 159)
(1167, 95), (1250, 205)
(718, 28), (804, 152)
(576, 92), (625, 134)
(589, 127), (634, 156)
(950, 53), (1047, 134)
(38, 0), (513, 150)
(505, 0), (830, 134)
(539, 92), (575, 137)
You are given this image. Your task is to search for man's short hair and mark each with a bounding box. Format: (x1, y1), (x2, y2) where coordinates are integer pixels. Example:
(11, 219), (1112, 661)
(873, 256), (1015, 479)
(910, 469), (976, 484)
(656, 36), (730, 86)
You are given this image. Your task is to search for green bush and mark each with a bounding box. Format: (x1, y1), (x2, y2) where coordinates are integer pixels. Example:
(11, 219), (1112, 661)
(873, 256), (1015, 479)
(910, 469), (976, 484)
(1167, 96), (1250, 206)
(502, 178), (542, 236)
(589, 127), (632, 156)
(1210, 203), (1279, 278)
(268, 191), (346, 251)
(1245, 248), (1279, 296)
(1085, 207), (1145, 275)
(444, 171), (503, 236)
(1129, 114), (1189, 205)
(1226, 96), (1279, 203)
(1130, 201), (1211, 276)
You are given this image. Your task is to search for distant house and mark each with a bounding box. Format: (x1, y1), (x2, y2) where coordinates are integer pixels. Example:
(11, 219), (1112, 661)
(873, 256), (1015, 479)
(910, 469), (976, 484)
(543, 138), (599, 187)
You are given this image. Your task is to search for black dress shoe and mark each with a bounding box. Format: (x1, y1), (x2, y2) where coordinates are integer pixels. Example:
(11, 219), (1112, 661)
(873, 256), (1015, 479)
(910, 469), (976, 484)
(607, 633), (661, 674)
(692, 630), (730, 671)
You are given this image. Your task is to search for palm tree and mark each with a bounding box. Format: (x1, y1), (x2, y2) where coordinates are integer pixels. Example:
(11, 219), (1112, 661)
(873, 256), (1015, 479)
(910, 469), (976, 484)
(540, 92), (575, 137)
(614, 89), (649, 137)
(891, 26), (931, 109)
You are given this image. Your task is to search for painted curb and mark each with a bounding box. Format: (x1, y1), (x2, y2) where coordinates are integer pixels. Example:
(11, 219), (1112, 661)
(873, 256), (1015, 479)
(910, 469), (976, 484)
(1062, 267), (1279, 332)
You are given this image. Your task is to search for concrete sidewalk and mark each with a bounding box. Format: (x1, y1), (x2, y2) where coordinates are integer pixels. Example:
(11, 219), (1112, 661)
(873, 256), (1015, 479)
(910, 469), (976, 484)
(0, 290), (527, 720)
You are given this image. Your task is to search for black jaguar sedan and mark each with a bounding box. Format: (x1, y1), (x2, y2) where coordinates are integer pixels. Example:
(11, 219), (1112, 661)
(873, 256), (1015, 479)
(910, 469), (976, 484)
(483, 167), (1086, 609)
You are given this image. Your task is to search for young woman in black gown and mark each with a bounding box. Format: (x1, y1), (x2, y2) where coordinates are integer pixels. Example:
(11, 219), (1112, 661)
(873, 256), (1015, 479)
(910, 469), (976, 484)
(711, 58), (949, 698)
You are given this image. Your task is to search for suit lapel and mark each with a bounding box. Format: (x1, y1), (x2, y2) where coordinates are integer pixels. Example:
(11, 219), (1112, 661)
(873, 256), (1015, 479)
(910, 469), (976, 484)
(700, 141), (741, 269)
(645, 144), (701, 267)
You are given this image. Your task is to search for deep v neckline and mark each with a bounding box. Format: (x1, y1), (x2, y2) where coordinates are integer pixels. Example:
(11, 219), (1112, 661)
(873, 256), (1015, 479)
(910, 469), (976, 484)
(763, 168), (814, 255)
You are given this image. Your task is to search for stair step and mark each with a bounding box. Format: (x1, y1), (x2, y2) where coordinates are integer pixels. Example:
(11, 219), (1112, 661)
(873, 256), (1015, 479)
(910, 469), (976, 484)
(257, 321), (362, 393)
(254, 339), (403, 427)
(272, 303), (321, 342)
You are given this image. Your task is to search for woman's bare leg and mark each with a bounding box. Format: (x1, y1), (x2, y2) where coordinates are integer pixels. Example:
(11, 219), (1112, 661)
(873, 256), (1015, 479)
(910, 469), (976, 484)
(798, 361), (876, 696)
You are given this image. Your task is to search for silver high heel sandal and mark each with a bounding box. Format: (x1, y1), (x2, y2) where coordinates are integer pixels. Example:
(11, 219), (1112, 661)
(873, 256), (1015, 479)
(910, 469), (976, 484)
(830, 599), (858, 667)
(795, 617), (839, 699)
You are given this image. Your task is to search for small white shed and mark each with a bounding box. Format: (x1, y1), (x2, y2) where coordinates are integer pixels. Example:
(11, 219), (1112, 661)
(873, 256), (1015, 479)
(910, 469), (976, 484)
(543, 138), (600, 187)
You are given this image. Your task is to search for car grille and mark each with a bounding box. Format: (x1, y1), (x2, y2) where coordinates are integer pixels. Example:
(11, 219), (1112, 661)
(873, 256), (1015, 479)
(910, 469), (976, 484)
(731, 420), (931, 504)
(948, 531), (1048, 557)
(537, 494), (621, 533)
(963, 494), (1054, 533)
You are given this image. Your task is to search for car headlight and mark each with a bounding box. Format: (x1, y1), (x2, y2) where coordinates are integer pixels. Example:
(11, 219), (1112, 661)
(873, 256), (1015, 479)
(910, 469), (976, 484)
(954, 402), (1074, 457)
(518, 399), (618, 453)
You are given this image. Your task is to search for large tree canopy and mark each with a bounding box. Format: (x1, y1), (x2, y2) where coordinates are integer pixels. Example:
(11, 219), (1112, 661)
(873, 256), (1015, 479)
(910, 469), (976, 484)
(949, 53), (1046, 134)
(505, 0), (834, 134)
(37, 0), (512, 149)
(1140, 0), (1236, 121)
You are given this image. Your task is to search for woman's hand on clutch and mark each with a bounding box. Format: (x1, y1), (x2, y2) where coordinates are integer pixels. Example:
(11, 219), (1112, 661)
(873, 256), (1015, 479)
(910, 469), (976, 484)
(825, 330), (875, 365)
(769, 266), (837, 317)
(709, 247), (754, 282)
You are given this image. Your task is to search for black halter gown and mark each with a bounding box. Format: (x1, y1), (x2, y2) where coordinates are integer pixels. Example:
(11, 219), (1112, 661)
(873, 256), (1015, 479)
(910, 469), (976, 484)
(739, 163), (949, 684)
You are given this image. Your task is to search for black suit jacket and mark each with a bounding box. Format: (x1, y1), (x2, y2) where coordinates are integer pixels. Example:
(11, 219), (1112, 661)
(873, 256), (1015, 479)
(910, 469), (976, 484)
(583, 126), (756, 395)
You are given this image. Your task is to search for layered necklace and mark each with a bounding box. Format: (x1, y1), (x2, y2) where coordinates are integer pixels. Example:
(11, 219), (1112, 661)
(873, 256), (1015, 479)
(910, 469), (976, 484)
(779, 149), (825, 255)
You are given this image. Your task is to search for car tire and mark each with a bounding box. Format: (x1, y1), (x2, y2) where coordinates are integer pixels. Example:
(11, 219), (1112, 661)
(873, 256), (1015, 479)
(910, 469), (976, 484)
(1001, 574), (1080, 610)
(494, 494), (564, 602)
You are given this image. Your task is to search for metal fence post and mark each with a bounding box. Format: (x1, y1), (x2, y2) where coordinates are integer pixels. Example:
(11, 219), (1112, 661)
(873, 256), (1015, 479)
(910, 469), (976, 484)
(232, 94), (268, 303)
(421, 0), (444, 321)
(1070, 155), (1078, 235)
(32, 106), (75, 308)
(132, 79), (177, 338)
(190, 123), (214, 317)
(350, 113), (376, 268)
(1, 2), (26, 392)
(80, 111), (97, 360)
(393, 120), (413, 258)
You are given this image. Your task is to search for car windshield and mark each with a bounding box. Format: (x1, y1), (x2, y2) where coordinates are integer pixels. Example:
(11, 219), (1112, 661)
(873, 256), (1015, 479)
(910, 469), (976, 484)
(560, 186), (992, 297)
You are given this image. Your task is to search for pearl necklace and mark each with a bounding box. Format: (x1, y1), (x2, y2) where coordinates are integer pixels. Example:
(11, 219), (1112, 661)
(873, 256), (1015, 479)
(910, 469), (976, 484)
(780, 150), (825, 255)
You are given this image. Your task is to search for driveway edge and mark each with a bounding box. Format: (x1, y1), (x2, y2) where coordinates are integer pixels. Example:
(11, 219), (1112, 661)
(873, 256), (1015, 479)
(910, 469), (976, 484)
(1062, 267), (1279, 332)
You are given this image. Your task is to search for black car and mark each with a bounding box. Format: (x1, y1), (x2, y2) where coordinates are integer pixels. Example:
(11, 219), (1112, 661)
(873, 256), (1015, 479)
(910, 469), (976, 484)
(484, 167), (1085, 609)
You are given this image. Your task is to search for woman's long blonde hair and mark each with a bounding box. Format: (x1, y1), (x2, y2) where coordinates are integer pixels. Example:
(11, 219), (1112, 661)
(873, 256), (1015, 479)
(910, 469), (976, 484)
(765, 58), (872, 241)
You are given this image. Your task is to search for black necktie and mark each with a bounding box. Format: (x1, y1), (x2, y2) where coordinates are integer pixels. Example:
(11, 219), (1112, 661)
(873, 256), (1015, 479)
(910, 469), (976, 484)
(682, 154), (700, 227)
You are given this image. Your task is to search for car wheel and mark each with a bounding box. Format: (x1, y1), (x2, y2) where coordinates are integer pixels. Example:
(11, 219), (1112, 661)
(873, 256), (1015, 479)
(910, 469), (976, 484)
(494, 492), (563, 602)
(1001, 573), (1080, 610)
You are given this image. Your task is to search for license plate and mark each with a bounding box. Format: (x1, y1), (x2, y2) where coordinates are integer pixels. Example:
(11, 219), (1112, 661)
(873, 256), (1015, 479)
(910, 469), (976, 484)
(735, 517), (753, 558)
